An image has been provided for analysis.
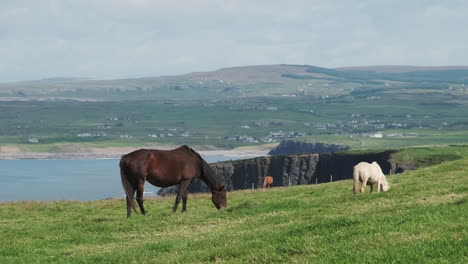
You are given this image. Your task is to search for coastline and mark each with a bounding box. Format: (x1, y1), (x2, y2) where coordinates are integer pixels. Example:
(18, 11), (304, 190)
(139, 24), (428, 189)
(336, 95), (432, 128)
(0, 146), (271, 160)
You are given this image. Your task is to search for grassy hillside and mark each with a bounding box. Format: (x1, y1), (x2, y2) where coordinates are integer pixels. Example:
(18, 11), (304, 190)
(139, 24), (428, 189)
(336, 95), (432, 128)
(1, 64), (468, 150)
(1, 64), (467, 101)
(1, 158), (466, 263)
(1, 88), (467, 150)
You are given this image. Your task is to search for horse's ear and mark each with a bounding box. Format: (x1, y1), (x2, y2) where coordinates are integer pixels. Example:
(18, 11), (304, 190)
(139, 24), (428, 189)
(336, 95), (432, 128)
(220, 184), (226, 191)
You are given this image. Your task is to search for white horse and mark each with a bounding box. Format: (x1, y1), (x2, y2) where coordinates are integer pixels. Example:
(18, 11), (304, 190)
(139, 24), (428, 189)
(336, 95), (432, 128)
(353, 161), (390, 194)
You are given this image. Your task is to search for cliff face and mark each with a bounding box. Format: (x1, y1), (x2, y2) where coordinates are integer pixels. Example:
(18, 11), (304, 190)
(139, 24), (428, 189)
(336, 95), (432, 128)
(158, 150), (398, 196)
(314, 150), (395, 183)
(158, 154), (319, 195)
(268, 140), (350, 155)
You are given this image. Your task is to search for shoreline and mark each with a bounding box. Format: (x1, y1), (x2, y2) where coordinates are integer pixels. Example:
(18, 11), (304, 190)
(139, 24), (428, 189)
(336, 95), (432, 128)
(0, 149), (270, 160)
(0, 144), (274, 160)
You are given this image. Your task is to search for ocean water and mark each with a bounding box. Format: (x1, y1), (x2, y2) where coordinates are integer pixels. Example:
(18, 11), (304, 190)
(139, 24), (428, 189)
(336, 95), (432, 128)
(0, 155), (247, 202)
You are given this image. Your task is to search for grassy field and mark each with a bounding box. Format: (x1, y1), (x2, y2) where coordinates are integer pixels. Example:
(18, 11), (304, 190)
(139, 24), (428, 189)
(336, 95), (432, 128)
(1, 65), (468, 150)
(1, 157), (466, 263)
(1, 88), (468, 150)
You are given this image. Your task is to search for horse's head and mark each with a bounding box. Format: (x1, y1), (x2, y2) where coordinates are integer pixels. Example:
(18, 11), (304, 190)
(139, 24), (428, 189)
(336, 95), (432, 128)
(381, 176), (390, 192)
(211, 185), (227, 210)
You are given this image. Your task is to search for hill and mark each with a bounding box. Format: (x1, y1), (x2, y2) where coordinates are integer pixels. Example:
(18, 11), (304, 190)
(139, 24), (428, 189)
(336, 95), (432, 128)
(1, 64), (467, 101)
(335, 65), (468, 73)
(0, 152), (466, 263)
(0, 64), (467, 151)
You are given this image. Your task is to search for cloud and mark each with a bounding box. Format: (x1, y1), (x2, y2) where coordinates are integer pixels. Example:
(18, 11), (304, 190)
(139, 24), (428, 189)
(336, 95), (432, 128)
(0, 0), (467, 82)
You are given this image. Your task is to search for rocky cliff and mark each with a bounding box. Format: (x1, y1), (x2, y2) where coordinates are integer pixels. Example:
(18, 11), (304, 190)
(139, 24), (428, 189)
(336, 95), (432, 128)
(268, 140), (350, 155)
(158, 150), (398, 196)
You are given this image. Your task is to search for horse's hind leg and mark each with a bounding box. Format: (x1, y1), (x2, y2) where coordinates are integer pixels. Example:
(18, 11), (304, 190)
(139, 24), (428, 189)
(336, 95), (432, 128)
(126, 187), (136, 218)
(173, 180), (191, 213)
(136, 182), (147, 215)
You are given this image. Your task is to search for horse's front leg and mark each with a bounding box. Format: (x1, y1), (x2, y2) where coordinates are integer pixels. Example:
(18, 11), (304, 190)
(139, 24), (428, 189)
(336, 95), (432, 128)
(361, 179), (368, 193)
(173, 180), (191, 213)
(377, 179), (382, 192)
(182, 182), (192, 212)
(136, 182), (147, 215)
(370, 183), (374, 193)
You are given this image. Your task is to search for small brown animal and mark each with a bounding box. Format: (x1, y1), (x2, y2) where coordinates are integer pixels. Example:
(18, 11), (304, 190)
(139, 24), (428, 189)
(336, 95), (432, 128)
(263, 176), (273, 188)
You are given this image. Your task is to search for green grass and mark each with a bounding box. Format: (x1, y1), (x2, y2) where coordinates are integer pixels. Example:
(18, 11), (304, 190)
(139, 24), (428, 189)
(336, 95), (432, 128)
(1, 65), (468, 150)
(1, 158), (467, 263)
(390, 145), (468, 167)
(1, 94), (468, 150)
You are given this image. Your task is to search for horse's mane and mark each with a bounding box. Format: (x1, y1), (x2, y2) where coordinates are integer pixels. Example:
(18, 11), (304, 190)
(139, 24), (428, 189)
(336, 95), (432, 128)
(187, 146), (223, 190)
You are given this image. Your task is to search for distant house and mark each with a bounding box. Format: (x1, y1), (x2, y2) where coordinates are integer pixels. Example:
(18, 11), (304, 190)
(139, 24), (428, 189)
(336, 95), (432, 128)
(386, 133), (403, 138)
(369, 133), (383, 138)
(27, 138), (39, 143)
(77, 133), (93, 137)
(78, 133), (106, 137)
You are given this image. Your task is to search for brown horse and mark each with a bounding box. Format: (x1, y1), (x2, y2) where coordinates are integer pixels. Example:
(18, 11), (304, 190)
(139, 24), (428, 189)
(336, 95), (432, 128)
(120, 145), (227, 217)
(263, 176), (273, 188)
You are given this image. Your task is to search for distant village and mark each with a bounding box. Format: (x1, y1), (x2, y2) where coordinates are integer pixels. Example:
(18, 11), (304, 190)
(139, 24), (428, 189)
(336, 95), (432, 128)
(24, 109), (435, 145)
(25, 112), (432, 145)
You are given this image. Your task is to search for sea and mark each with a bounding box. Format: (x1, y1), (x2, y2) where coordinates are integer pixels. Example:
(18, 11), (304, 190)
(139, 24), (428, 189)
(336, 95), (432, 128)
(0, 155), (248, 202)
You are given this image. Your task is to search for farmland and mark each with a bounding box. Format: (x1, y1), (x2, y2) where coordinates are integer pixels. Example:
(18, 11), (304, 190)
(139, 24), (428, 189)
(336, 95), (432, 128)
(0, 65), (467, 151)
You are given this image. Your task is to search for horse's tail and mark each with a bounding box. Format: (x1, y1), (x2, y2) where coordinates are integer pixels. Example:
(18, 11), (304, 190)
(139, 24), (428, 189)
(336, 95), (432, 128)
(353, 166), (360, 195)
(120, 156), (137, 213)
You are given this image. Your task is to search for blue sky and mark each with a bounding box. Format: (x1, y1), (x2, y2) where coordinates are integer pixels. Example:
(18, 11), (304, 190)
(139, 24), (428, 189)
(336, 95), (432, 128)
(0, 0), (466, 82)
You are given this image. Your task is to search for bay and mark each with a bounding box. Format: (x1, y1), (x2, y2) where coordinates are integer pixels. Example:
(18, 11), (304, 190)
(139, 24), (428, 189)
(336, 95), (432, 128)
(0, 155), (247, 202)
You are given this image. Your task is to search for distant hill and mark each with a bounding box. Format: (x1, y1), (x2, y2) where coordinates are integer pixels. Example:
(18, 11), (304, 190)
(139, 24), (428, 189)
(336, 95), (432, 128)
(1, 64), (467, 101)
(335, 65), (468, 73)
(15, 77), (91, 83)
(1, 64), (467, 150)
(181, 64), (328, 81)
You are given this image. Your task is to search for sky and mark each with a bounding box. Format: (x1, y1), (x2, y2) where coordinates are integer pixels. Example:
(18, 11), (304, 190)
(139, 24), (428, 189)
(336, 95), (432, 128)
(1, 0), (467, 82)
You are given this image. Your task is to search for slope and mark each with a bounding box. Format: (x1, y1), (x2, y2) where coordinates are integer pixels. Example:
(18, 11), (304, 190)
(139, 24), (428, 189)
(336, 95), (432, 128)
(0, 157), (466, 263)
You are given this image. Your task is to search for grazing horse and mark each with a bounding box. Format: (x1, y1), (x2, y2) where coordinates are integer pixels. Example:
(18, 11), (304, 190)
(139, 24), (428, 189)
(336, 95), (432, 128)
(353, 161), (390, 194)
(120, 145), (227, 217)
(263, 176), (273, 188)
